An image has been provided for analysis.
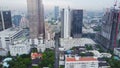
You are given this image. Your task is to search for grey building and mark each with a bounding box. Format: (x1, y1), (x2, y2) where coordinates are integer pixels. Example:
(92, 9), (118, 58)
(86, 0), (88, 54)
(71, 10), (83, 38)
(27, 0), (45, 40)
(96, 8), (120, 50)
(0, 11), (12, 31)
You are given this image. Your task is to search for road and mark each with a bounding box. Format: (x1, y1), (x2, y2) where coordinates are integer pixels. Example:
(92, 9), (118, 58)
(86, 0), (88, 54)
(54, 33), (60, 68)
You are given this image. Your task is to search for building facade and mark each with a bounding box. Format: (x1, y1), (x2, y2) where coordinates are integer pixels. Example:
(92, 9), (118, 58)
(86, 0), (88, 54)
(65, 56), (98, 68)
(114, 48), (120, 58)
(9, 44), (30, 56)
(96, 8), (120, 50)
(27, 0), (45, 43)
(0, 28), (26, 51)
(19, 16), (29, 28)
(54, 6), (59, 21)
(0, 11), (12, 31)
(71, 10), (83, 38)
(61, 8), (71, 38)
(12, 15), (22, 27)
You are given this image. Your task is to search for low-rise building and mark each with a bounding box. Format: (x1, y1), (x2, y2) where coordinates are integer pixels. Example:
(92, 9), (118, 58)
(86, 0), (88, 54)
(89, 50), (112, 58)
(60, 38), (96, 50)
(114, 48), (120, 57)
(9, 43), (30, 56)
(31, 53), (42, 59)
(0, 48), (7, 56)
(65, 55), (98, 68)
(100, 53), (112, 58)
(99, 63), (110, 68)
(0, 28), (26, 51)
(98, 58), (110, 68)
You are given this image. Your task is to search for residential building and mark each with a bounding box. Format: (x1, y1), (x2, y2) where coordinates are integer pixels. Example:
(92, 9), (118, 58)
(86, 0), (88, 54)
(61, 7), (71, 38)
(65, 55), (98, 68)
(0, 11), (12, 31)
(45, 22), (55, 41)
(71, 10), (83, 38)
(31, 53), (42, 59)
(27, 0), (45, 44)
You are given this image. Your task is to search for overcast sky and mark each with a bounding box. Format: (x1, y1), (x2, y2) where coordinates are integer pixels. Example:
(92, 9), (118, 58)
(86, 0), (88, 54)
(0, 0), (119, 11)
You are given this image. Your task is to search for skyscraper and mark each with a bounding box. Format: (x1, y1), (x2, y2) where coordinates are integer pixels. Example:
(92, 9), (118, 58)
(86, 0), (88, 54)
(12, 15), (22, 27)
(96, 8), (120, 50)
(27, 0), (45, 44)
(71, 10), (83, 38)
(61, 7), (71, 38)
(54, 6), (59, 21)
(0, 11), (12, 31)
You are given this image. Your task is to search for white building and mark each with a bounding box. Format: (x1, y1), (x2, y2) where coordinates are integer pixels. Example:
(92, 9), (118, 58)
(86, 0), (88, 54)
(0, 48), (7, 56)
(9, 43), (30, 56)
(61, 7), (71, 38)
(65, 55), (98, 68)
(0, 28), (25, 51)
(114, 48), (120, 57)
(37, 40), (55, 52)
(89, 50), (112, 58)
(60, 38), (96, 50)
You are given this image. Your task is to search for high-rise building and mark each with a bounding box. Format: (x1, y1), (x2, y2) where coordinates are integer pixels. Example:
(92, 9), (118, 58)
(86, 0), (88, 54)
(54, 6), (59, 21)
(12, 15), (22, 27)
(27, 0), (45, 43)
(0, 11), (12, 31)
(61, 8), (71, 38)
(96, 8), (120, 50)
(19, 16), (29, 28)
(71, 10), (83, 38)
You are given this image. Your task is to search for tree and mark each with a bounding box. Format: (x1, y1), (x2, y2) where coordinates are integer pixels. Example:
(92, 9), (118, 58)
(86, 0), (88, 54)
(0, 56), (3, 61)
(8, 54), (31, 68)
(59, 65), (64, 68)
(0, 64), (2, 68)
(31, 48), (38, 53)
(32, 66), (39, 68)
(7, 51), (11, 57)
(39, 49), (55, 68)
(86, 45), (93, 50)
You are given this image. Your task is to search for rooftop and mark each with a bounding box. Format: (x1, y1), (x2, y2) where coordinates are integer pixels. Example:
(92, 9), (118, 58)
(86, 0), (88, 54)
(61, 38), (96, 46)
(0, 28), (22, 37)
(99, 63), (110, 67)
(66, 57), (97, 62)
(116, 48), (120, 52)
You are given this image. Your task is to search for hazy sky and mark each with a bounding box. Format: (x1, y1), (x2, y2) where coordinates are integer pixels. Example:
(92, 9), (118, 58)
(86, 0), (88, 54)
(0, 0), (119, 11)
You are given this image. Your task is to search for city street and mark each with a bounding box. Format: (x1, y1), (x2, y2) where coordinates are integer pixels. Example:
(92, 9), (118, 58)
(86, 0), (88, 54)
(54, 33), (60, 68)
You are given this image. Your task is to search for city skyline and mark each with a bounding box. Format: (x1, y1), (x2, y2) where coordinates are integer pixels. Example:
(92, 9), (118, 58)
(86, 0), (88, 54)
(0, 0), (118, 11)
